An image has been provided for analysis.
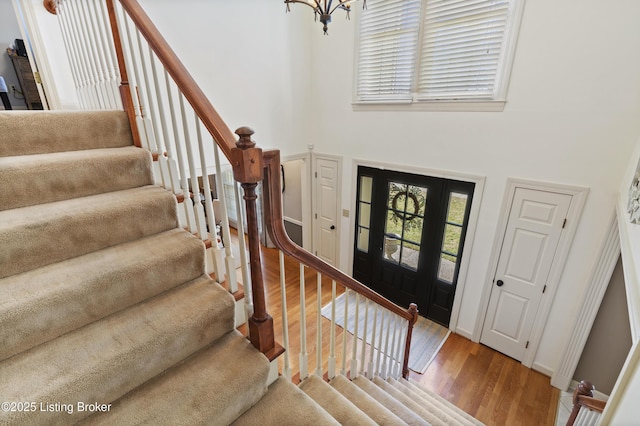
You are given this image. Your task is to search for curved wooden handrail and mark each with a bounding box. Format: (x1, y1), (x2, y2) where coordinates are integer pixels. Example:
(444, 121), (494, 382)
(262, 149), (417, 323)
(576, 394), (606, 412)
(43, 0), (57, 15)
(117, 0), (237, 160)
(567, 380), (606, 426)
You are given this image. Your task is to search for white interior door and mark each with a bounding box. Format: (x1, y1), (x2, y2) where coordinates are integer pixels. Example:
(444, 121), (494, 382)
(481, 187), (572, 361)
(313, 157), (339, 266)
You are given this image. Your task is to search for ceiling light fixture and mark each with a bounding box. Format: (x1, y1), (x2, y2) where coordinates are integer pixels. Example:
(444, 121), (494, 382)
(284, 0), (367, 35)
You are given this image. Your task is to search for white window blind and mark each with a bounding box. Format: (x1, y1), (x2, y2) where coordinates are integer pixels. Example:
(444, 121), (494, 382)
(356, 0), (520, 104)
(356, 0), (422, 100)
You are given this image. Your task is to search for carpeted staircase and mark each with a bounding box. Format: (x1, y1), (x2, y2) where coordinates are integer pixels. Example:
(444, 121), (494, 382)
(0, 110), (482, 425)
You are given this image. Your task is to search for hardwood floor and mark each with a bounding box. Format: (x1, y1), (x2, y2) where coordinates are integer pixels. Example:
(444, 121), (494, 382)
(234, 237), (559, 425)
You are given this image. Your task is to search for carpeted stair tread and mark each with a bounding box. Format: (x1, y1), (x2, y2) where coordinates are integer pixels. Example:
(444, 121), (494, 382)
(0, 228), (206, 362)
(352, 376), (430, 426)
(0, 147), (153, 211)
(398, 378), (484, 426)
(330, 374), (406, 426)
(0, 110), (133, 157)
(0, 275), (235, 425)
(299, 374), (376, 426)
(232, 377), (340, 426)
(373, 376), (458, 426)
(0, 185), (177, 279)
(81, 330), (270, 426)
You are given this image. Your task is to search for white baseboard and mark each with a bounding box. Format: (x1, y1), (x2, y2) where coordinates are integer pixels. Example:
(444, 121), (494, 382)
(532, 362), (554, 377)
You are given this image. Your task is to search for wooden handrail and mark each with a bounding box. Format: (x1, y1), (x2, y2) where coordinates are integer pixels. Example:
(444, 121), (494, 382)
(116, 0), (237, 160)
(262, 149), (418, 377)
(576, 395), (606, 412)
(567, 380), (606, 426)
(261, 148), (417, 323)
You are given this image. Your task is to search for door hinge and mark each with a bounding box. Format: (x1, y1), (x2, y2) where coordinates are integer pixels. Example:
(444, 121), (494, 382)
(542, 285), (547, 293)
(315, 213), (317, 219)
(525, 341), (529, 349)
(34, 71), (42, 84)
(562, 218), (567, 229)
(315, 171), (317, 178)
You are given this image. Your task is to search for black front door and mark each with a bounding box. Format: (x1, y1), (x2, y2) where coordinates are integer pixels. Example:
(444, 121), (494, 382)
(353, 166), (473, 326)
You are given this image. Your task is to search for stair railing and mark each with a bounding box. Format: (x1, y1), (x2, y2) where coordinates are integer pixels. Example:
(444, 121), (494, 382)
(567, 380), (606, 426)
(48, 0), (419, 377)
(51, 0), (247, 306)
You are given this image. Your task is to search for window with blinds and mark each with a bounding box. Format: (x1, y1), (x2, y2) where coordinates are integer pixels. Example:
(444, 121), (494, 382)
(356, 0), (523, 104)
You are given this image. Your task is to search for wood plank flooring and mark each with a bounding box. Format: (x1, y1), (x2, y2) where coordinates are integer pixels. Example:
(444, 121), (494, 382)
(235, 237), (559, 425)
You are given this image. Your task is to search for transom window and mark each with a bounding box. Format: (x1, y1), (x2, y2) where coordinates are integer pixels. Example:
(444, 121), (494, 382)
(355, 0), (524, 106)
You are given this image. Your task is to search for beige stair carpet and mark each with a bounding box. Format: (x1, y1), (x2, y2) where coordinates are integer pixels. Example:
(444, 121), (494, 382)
(300, 374), (376, 426)
(0, 229), (206, 361)
(232, 377), (340, 426)
(330, 374), (406, 426)
(373, 376), (460, 426)
(352, 375), (430, 426)
(82, 331), (271, 426)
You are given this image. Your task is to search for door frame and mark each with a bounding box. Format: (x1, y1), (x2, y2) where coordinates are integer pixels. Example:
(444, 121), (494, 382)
(474, 178), (588, 369)
(311, 153), (342, 267)
(348, 158), (485, 332)
(281, 152), (312, 252)
(11, 0), (56, 109)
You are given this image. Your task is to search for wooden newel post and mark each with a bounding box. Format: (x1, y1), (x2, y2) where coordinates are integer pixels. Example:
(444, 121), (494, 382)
(567, 380), (594, 425)
(231, 127), (275, 354)
(402, 303), (419, 379)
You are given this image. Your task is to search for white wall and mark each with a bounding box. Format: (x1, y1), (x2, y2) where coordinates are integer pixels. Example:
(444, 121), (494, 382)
(137, 0), (313, 157)
(0, 1), (27, 109)
(305, 0), (640, 375)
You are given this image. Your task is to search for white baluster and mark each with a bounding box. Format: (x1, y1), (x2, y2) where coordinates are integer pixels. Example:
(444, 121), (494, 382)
(149, 63), (179, 194)
(75, 0), (106, 108)
(340, 289), (349, 376)
(395, 320), (408, 379)
(80, 1), (115, 109)
(122, 15), (157, 154)
(299, 263), (308, 380)
(375, 310), (387, 377)
(213, 143), (238, 292)
(194, 119), (223, 283)
(368, 304), (378, 378)
(360, 298), (369, 377)
(63, 0), (96, 109)
(234, 180), (252, 315)
(55, 2), (85, 109)
(316, 272), (323, 377)
(135, 29), (166, 178)
(97, 0), (123, 109)
(279, 251), (291, 380)
(381, 309), (393, 379)
(146, 48), (172, 191)
(327, 280), (337, 379)
(163, 75), (196, 232)
(389, 315), (399, 379)
(350, 293), (360, 378)
(178, 95), (207, 239)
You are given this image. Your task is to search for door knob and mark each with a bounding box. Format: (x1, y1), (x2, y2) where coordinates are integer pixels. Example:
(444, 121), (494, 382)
(496, 279), (504, 287)
(330, 225), (335, 230)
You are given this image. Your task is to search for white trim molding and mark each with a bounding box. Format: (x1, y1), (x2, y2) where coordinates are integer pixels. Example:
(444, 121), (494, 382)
(551, 212), (620, 390)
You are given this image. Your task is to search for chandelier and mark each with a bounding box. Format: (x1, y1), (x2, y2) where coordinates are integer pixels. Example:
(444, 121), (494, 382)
(285, 0), (367, 34)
